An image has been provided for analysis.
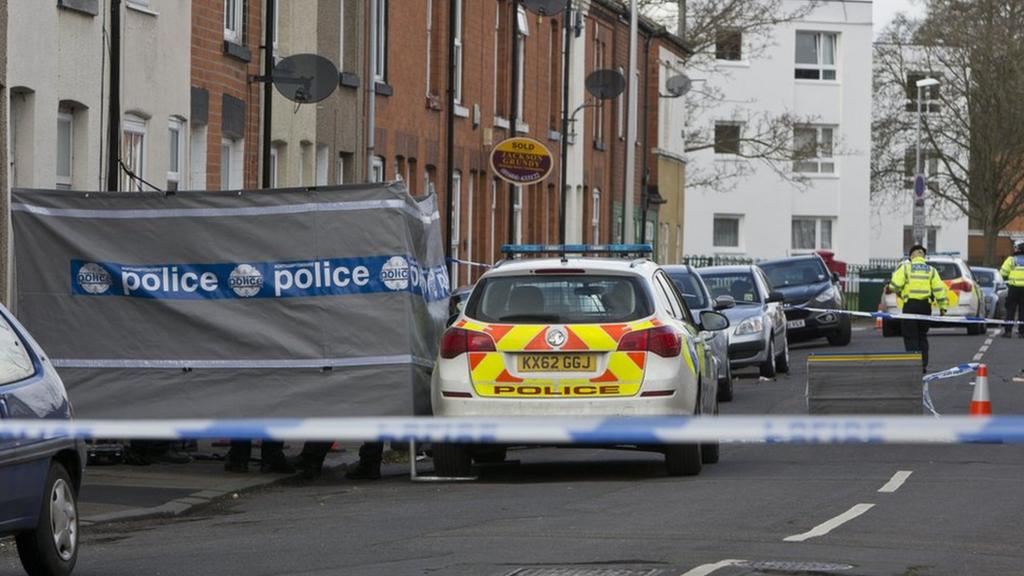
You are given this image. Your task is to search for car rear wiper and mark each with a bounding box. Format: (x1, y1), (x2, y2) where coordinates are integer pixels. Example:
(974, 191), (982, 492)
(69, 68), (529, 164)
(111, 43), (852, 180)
(497, 313), (561, 322)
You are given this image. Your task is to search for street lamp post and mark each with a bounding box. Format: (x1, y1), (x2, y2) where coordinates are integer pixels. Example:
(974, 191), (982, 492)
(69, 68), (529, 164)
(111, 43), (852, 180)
(914, 77), (940, 247)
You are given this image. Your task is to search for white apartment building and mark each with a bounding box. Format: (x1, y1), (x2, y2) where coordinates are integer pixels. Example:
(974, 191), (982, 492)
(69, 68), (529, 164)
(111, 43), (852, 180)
(683, 0), (874, 264)
(870, 43), (968, 259)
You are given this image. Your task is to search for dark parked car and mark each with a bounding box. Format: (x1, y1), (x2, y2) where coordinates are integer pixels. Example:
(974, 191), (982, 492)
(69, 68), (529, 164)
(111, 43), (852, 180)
(0, 304), (85, 576)
(664, 265), (736, 401)
(760, 254), (852, 346)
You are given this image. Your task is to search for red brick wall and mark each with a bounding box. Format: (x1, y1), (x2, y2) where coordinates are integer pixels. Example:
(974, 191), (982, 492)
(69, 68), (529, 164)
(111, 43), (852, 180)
(191, 0), (263, 190)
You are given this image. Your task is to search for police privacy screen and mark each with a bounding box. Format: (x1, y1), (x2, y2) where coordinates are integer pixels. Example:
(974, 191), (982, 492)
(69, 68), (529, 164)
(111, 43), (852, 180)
(12, 183), (449, 419)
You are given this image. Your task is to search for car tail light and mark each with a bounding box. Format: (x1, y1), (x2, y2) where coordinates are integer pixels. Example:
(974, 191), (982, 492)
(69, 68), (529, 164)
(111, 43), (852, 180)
(440, 328), (496, 359)
(950, 280), (972, 293)
(616, 326), (682, 358)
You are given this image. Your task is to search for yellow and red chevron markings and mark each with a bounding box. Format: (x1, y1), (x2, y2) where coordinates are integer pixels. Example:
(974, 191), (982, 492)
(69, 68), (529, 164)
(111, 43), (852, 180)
(455, 319), (655, 398)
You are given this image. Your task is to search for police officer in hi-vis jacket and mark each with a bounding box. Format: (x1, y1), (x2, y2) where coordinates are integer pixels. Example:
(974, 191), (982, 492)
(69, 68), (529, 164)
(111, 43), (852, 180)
(1000, 239), (1024, 338)
(889, 244), (949, 372)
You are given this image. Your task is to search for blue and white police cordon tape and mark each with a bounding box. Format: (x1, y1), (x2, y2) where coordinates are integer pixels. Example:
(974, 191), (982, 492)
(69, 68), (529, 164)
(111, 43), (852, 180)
(800, 307), (1024, 326)
(447, 257), (492, 269)
(922, 363), (981, 417)
(1, 416), (1022, 445)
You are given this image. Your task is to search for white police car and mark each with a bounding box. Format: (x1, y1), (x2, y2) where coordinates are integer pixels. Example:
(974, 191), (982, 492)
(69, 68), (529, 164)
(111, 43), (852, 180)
(430, 245), (729, 477)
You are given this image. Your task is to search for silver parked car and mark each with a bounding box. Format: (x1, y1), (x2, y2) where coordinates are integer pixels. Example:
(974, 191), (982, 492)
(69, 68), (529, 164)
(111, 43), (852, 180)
(698, 265), (789, 378)
(664, 265), (736, 401)
(970, 266), (1008, 319)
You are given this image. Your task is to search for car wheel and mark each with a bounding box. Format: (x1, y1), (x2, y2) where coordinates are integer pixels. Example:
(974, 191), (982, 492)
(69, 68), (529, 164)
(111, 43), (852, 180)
(775, 338), (790, 374)
(471, 445), (507, 465)
(717, 362), (734, 402)
(828, 317), (853, 346)
(882, 319), (901, 338)
(759, 339), (777, 378)
(701, 393), (720, 464)
(16, 461), (78, 576)
(432, 443), (472, 477)
(665, 443), (702, 476)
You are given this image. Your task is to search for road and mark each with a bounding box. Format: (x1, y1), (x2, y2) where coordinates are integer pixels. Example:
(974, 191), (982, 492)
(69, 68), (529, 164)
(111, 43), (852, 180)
(3, 323), (1024, 576)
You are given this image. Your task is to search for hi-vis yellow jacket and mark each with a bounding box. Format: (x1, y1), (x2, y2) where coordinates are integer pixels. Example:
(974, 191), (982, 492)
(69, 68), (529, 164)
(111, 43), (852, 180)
(889, 257), (949, 306)
(999, 254), (1024, 288)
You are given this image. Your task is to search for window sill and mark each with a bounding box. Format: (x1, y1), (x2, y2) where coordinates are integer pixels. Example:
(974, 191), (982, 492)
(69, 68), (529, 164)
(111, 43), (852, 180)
(715, 60), (750, 68)
(454, 104), (470, 118)
(795, 172), (840, 180)
(516, 121), (530, 135)
(593, 140), (606, 151)
(794, 79), (840, 87)
(495, 116), (510, 129)
(714, 153), (742, 161)
(548, 130), (561, 142)
(339, 72), (360, 89)
(126, 2), (158, 16)
(374, 82), (393, 96)
(223, 41), (251, 62)
(425, 95), (442, 111)
(712, 247), (745, 255)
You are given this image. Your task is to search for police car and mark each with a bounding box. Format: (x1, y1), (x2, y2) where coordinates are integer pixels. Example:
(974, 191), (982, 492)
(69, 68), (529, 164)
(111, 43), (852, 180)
(430, 245), (730, 477)
(881, 254), (987, 336)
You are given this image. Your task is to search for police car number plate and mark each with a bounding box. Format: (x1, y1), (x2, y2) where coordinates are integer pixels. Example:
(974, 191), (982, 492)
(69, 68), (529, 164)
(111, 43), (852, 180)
(517, 354), (597, 373)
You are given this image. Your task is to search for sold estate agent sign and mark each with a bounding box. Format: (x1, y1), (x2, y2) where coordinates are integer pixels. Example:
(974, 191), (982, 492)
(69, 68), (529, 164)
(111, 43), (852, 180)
(490, 137), (554, 185)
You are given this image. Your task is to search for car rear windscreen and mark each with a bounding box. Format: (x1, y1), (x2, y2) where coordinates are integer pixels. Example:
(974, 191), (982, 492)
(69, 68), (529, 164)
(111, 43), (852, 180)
(700, 272), (762, 304)
(666, 271), (709, 310)
(928, 261), (962, 281)
(760, 259), (829, 288)
(466, 275), (653, 324)
(973, 269), (994, 287)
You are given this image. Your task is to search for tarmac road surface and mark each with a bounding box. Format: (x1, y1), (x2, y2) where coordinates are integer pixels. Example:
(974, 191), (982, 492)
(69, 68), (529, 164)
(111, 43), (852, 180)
(3, 323), (1023, 576)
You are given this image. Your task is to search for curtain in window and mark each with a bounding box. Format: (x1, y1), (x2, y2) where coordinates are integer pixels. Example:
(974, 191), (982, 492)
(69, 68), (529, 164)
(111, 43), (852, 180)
(713, 218), (739, 247)
(820, 220), (833, 249)
(792, 219), (816, 250)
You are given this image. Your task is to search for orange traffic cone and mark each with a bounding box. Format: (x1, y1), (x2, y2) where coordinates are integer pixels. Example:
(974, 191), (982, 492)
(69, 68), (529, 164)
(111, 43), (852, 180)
(970, 364), (992, 416)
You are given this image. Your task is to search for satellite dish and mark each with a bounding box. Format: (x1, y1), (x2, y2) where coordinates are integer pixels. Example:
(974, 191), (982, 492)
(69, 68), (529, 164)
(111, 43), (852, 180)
(585, 69), (626, 101)
(664, 74), (693, 98)
(271, 54), (339, 104)
(521, 0), (565, 16)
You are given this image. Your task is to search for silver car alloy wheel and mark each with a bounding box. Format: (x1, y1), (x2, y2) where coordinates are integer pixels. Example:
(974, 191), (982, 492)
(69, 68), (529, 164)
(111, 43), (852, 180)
(49, 477), (77, 561)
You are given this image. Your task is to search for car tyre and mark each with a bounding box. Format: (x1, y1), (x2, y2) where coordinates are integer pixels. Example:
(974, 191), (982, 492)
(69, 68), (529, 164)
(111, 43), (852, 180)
(882, 319), (901, 338)
(827, 316), (853, 346)
(775, 338), (790, 374)
(717, 362), (734, 402)
(665, 443), (703, 476)
(759, 339), (777, 379)
(701, 393), (720, 464)
(432, 443), (472, 477)
(16, 461), (78, 576)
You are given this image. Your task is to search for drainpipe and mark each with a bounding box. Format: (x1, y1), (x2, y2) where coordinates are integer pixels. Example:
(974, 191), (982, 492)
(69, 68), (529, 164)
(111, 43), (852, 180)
(106, 0), (121, 191)
(367, 0), (377, 180)
(507, 0), (520, 245)
(558, 0), (572, 244)
(639, 30), (653, 245)
(445, 0), (457, 278)
(261, 0), (275, 188)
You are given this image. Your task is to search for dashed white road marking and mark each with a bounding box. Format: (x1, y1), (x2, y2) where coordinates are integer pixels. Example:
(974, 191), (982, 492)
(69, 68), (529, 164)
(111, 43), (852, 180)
(979, 345), (990, 353)
(972, 353), (984, 362)
(878, 470), (913, 493)
(679, 559), (745, 576)
(783, 504), (876, 543)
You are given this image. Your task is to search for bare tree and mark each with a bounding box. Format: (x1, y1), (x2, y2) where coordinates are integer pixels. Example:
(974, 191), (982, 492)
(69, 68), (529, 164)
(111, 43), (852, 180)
(873, 1), (1024, 265)
(640, 0), (821, 191)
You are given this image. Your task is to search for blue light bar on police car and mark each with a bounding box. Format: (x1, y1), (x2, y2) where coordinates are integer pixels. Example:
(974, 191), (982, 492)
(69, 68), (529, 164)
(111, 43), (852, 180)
(501, 244), (653, 255)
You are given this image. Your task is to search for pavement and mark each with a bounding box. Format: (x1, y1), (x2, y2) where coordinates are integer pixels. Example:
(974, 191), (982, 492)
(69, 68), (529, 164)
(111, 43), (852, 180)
(76, 441), (416, 525)
(4, 322), (1024, 576)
